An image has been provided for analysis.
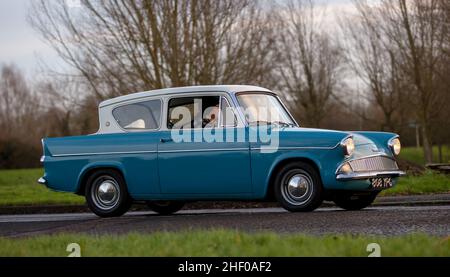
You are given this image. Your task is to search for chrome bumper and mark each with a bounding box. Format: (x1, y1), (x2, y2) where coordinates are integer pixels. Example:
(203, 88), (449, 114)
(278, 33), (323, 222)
(336, 170), (406, 181)
(37, 177), (47, 185)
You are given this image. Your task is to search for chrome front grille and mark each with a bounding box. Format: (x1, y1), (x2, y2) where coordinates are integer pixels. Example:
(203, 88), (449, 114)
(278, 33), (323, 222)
(349, 156), (398, 172)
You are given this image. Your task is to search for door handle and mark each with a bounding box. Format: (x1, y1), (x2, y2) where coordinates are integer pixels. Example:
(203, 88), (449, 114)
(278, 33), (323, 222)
(160, 138), (173, 143)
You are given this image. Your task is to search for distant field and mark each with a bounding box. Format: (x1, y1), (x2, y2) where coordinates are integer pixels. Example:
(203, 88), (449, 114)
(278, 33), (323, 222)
(400, 146), (450, 165)
(0, 231), (447, 257)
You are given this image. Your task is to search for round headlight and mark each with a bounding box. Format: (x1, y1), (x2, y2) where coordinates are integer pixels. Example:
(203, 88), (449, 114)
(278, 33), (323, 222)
(341, 137), (355, 156)
(389, 137), (401, 155)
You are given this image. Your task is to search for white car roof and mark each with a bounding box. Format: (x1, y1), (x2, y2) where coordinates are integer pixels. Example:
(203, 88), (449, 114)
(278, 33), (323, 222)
(99, 85), (272, 108)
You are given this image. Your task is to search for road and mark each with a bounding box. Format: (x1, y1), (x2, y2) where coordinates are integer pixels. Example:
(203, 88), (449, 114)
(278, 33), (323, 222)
(0, 205), (449, 238)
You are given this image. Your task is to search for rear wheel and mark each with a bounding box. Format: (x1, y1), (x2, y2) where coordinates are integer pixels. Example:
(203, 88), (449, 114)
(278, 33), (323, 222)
(146, 201), (185, 215)
(333, 191), (378, 210)
(85, 169), (132, 217)
(274, 162), (323, 212)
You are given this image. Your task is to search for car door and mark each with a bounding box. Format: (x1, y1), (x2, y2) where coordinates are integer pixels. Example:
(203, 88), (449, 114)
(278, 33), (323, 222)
(157, 93), (252, 196)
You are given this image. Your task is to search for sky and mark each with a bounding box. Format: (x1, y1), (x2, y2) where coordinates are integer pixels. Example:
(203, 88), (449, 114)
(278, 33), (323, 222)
(0, 0), (62, 76)
(0, 0), (355, 78)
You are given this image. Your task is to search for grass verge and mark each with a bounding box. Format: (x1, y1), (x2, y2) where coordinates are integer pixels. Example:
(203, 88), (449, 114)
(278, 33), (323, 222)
(0, 168), (83, 206)
(381, 170), (450, 196)
(0, 231), (448, 257)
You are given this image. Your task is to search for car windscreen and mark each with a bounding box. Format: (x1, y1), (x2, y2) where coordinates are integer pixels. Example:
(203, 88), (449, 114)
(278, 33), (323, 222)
(236, 93), (296, 127)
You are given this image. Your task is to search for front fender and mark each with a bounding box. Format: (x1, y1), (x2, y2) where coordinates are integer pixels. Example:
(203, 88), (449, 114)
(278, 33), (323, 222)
(352, 131), (398, 150)
(252, 149), (327, 198)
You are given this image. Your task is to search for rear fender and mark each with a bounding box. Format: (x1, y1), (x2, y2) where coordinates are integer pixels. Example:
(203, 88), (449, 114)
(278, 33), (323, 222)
(76, 161), (127, 193)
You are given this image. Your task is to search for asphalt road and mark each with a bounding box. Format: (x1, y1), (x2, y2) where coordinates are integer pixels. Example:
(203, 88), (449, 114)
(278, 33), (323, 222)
(0, 205), (449, 238)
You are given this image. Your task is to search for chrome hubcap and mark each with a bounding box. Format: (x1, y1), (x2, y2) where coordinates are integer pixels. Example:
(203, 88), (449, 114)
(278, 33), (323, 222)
(287, 175), (309, 198)
(281, 172), (314, 206)
(91, 176), (120, 210)
(98, 181), (117, 203)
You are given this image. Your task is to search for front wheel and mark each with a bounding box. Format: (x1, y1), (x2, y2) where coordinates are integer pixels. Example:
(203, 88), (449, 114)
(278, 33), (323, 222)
(146, 201), (185, 215)
(274, 162), (323, 212)
(333, 191), (378, 210)
(85, 169), (132, 217)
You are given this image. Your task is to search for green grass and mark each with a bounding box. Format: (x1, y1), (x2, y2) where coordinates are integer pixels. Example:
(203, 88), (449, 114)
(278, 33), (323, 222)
(0, 168), (84, 206)
(0, 231), (448, 257)
(400, 146), (450, 165)
(381, 170), (450, 196)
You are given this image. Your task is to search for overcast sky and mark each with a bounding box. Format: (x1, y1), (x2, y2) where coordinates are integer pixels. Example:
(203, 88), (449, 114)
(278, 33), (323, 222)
(0, 0), (62, 76)
(0, 0), (354, 78)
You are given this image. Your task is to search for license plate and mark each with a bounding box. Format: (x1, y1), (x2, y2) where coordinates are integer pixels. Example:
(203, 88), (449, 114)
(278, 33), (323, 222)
(370, 178), (393, 189)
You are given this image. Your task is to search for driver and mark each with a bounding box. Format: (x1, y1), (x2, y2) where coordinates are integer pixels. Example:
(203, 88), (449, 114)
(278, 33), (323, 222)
(203, 105), (219, 128)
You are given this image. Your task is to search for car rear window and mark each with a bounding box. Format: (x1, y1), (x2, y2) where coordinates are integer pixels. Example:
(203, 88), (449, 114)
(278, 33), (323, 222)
(112, 99), (161, 130)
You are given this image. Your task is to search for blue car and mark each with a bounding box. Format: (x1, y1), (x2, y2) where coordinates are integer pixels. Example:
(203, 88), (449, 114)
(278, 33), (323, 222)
(39, 85), (405, 217)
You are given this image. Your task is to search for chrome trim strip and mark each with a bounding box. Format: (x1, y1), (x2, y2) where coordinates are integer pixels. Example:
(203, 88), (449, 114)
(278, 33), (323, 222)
(52, 150), (157, 157)
(55, 143), (346, 157)
(336, 170), (406, 180)
(251, 139), (350, 151)
(251, 146), (336, 151)
(159, 148), (248, 153)
(53, 148), (250, 157)
(40, 155), (45, 163)
(37, 177), (47, 185)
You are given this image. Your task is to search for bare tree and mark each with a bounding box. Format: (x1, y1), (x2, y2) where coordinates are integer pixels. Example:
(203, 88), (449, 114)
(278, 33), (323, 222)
(350, 0), (448, 163)
(275, 0), (345, 127)
(0, 64), (102, 168)
(0, 65), (38, 138)
(433, 1), (450, 162)
(340, 2), (410, 132)
(28, 0), (277, 99)
(0, 64), (44, 168)
(34, 76), (99, 136)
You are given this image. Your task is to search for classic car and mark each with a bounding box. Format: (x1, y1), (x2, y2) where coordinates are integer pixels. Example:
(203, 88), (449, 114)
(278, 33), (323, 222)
(38, 85), (405, 217)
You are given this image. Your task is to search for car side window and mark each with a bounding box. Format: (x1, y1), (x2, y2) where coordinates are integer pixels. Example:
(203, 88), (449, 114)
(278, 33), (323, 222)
(112, 99), (161, 130)
(168, 96), (221, 129)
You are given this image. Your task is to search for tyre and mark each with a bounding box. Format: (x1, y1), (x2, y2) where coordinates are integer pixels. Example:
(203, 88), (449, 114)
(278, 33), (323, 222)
(333, 191), (378, 210)
(85, 169), (132, 217)
(146, 201), (185, 215)
(274, 161), (323, 212)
